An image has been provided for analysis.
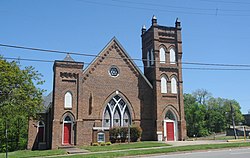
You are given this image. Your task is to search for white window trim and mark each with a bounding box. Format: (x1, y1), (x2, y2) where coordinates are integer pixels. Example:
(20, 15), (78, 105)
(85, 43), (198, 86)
(171, 77), (177, 94)
(161, 76), (167, 93)
(102, 95), (131, 128)
(147, 51), (150, 67)
(160, 47), (166, 64)
(151, 49), (154, 65)
(170, 48), (176, 64)
(64, 91), (73, 109)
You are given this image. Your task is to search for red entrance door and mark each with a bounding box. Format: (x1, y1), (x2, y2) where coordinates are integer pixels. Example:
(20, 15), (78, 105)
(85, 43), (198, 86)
(166, 122), (174, 141)
(63, 123), (71, 144)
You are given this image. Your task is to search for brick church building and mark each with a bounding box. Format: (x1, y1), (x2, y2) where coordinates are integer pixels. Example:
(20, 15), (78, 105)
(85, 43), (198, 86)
(28, 16), (186, 150)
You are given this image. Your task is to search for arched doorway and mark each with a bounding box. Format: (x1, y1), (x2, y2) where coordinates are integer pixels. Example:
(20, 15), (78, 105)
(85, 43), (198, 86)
(37, 121), (45, 143)
(63, 116), (73, 145)
(164, 110), (178, 141)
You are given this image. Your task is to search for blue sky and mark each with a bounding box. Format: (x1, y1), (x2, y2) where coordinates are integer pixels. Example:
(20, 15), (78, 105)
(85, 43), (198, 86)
(1, 0), (250, 113)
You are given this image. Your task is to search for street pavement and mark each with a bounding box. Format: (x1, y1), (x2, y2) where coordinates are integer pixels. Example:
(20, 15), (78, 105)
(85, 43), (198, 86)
(138, 147), (250, 158)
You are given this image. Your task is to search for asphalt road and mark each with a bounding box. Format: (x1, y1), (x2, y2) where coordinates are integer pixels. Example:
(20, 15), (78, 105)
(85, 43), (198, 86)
(139, 148), (250, 158)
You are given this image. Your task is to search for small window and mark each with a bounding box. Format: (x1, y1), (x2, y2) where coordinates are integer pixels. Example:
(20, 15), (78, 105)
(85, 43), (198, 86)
(171, 77), (177, 94)
(170, 48), (176, 64)
(151, 49), (154, 65)
(109, 66), (119, 77)
(97, 133), (105, 142)
(161, 76), (167, 93)
(160, 47), (166, 63)
(65, 91), (72, 109)
(147, 51), (150, 67)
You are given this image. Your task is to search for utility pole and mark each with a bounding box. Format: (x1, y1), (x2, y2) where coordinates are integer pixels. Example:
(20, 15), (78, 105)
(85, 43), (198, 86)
(230, 103), (237, 139)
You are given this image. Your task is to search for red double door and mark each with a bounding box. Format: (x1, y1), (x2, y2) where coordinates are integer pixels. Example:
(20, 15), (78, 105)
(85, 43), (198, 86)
(166, 122), (174, 141)
(63, 123), (71, 144)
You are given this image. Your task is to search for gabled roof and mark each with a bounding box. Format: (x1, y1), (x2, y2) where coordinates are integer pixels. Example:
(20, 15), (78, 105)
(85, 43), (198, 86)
(42, 92), (52, 113)
(83, 37), (152, 89)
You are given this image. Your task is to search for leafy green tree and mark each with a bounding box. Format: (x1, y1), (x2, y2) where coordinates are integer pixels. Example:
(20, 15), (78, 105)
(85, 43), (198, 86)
(0, 57), (44, 151)
(184, 89), (244, 138)
(184, 94), (209, 137)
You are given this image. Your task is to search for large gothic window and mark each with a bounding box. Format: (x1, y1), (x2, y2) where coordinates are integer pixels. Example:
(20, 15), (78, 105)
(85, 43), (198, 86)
(64, 91), (72, 108)
(171, 77), (177, 94)
(170, 48), (176, 64)
(161, 76), (167, 93)
(103, 95), (131, 127)
(160, 47), (166, 64)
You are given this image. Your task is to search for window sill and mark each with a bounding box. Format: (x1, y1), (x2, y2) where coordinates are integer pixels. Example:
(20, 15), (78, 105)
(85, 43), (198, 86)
(162, 93), (177, 98)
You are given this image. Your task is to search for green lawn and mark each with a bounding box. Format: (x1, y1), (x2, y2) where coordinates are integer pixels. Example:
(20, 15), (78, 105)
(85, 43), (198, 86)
(81, 141), (169, 152)
(1, 141), (250, 158)
(0, 149), (66, 158)
(69, 142), (250, 158)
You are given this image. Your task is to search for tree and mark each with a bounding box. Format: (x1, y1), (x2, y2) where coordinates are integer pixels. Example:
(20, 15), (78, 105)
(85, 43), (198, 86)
(184, 94), (209, 137)
(0, 57), (44, 151)
(192, 89), (211, 105)
(184, 89), (244, 138)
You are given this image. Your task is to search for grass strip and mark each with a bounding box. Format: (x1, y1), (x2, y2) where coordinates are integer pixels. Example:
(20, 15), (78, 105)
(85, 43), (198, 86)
(68, 142), (250, 158)
(81, 141), (169, 152)
(0, 149), (66, 158)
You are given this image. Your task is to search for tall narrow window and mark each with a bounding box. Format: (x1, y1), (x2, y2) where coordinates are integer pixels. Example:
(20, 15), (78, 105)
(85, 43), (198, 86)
(171, 77), (177, 94)
(151, 49), (154, 65)
(161, 76), (167, 93)
(170, 48), (176, 64)
(160, 47), (166, 63)
(64, 91), (72, 108)
(147, 51), (150, 67)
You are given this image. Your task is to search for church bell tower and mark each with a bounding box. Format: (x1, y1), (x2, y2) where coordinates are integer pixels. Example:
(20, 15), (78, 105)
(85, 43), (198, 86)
(141, 16), (186, 141)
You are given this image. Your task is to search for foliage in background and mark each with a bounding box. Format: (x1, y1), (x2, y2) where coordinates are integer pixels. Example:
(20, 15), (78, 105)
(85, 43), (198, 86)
(184, 89), (244, 137)
(0, 57), (44, 152)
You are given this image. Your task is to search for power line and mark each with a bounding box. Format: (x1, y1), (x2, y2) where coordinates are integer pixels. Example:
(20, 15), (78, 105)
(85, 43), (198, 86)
(200, 0), (250, 5)
(4, 57), (250, 71)
(113, 0), (250, 12)
(77, 0), (250, 16)
(2, 43), (250, 68)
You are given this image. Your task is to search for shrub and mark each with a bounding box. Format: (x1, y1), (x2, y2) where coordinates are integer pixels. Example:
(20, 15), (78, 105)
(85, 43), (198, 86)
(109, 125), (142, 143)
(92, 143), (99, 146)
(109, 127), (119, 143)
(120, 127), (128, 142)
(106, 142), (112, 146)
(100, 142), (106, 146)
(130, 126), (142, 142)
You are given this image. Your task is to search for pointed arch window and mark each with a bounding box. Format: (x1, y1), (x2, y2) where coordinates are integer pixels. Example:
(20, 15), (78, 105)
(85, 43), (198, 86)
(170, 48), (176, 64)
(160, 47), (166, 64)
(171, 77), (177, 94)
(151, 49), (154, 65)
(103, 95), (131, 127)
(147, 51), (150, 67)
(64, 91), (72, 108)
(161, 76), (167, 93)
